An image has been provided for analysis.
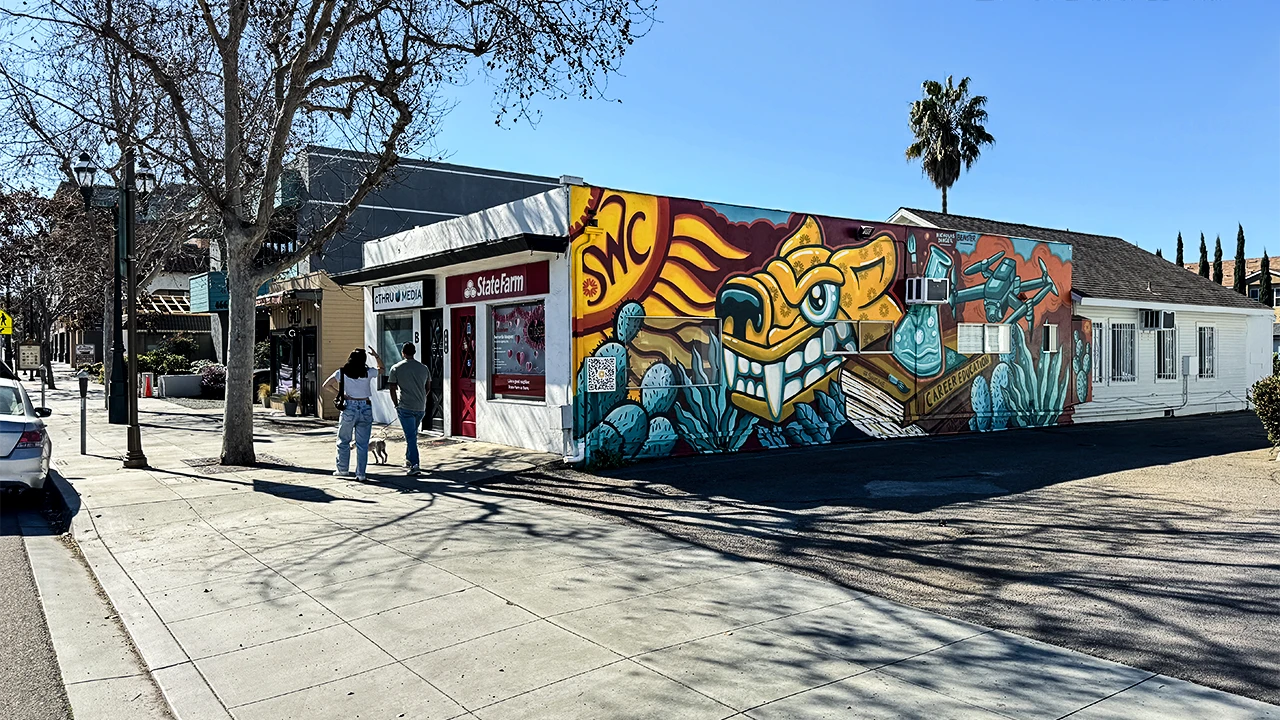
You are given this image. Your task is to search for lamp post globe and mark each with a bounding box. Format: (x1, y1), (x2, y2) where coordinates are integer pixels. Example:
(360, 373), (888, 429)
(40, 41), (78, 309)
(73, 152), (97, 188)
(136, 158), (156, 195)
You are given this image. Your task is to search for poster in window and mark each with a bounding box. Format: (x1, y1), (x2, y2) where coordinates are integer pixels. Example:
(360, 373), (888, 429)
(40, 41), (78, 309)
(491, 301), (546, 399)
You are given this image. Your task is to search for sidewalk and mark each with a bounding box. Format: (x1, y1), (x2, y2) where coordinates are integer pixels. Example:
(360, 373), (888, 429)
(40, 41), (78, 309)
(38, 372), (1277, 719)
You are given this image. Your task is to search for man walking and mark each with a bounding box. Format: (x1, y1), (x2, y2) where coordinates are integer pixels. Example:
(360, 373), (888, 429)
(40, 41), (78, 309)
(387, 342), (432, 475)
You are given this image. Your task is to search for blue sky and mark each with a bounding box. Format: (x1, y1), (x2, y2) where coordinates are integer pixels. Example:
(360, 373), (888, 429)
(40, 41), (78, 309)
(433, 0), (1278, 260)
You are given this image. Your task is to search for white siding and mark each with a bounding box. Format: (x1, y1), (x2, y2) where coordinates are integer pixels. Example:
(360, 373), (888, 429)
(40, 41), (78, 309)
(1075, 302), (1270, 423)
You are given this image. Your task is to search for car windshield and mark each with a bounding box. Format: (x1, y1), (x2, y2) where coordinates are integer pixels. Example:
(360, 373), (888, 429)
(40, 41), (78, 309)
(0, 386), (27, 416)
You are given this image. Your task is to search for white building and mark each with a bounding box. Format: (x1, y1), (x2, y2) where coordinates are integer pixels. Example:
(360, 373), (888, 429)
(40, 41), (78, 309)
(333, 187), (574, 454)
(891, 208), (1273, 423)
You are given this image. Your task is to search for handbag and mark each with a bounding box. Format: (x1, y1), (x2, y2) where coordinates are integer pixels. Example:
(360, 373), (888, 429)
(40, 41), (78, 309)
(334, 372), (346, 412)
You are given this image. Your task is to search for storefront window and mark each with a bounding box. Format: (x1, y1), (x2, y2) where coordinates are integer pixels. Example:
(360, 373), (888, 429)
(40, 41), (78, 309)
(379, 315), (414, 369)
(491, 301), (546, 400)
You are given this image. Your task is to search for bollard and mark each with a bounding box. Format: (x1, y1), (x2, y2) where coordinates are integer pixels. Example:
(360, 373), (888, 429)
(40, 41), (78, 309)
(78, 370), (89, 455)
(38, 366), (46, 410)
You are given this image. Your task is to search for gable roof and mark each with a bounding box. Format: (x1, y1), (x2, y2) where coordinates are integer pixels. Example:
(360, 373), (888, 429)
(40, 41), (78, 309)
(895, 208), (1265, 311)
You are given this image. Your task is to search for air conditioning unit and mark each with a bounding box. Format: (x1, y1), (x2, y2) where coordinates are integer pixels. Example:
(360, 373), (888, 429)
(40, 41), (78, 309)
(1140, 309), (1175, 330)
(906, 277), (951, 305)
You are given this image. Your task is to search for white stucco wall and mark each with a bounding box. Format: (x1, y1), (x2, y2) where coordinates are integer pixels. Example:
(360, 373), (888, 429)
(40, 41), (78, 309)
(1074, 298), (1272, 423)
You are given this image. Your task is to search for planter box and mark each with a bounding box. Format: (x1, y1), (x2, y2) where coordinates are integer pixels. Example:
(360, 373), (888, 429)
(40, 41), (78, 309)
(158, 374), (202, 398)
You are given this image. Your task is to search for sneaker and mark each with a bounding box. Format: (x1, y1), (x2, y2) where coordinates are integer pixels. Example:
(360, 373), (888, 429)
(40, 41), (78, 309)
(356, 475), (368, 482)
(406, 466), (420, 476)
(333, 470), (356, 479)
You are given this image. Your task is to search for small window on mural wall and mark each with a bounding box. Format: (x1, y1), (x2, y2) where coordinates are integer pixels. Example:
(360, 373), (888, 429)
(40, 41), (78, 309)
(957, 323), (1010, 355)
(491, 301), (546, 401)
(625, 316), (721, 390)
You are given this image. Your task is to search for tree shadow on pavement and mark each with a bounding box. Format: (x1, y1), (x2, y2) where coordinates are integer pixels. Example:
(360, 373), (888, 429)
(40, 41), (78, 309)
(479, 412), (1280, 704)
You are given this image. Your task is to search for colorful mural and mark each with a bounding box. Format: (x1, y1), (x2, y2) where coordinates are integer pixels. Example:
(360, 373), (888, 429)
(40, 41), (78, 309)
(569, 186), (1082, 465)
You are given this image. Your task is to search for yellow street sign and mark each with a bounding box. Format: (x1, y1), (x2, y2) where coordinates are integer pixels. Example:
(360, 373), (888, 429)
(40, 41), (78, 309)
(0, 310), (11, 335)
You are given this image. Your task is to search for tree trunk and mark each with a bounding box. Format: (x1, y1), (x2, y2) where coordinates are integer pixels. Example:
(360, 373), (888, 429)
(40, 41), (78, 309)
(941, 186), (948, 215)
(220, 253), (258, 466)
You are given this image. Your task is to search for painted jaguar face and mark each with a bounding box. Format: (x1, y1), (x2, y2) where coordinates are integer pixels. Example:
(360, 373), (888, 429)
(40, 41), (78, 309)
(715, 216), (901, 422)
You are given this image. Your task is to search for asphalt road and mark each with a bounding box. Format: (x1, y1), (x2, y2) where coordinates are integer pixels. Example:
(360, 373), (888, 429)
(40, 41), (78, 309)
(488, 411), (1280, 705)
(0, 493), (71, 720)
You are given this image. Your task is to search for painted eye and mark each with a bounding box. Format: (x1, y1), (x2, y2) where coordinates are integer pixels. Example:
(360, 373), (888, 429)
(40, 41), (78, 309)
(801, 282), (840, 325)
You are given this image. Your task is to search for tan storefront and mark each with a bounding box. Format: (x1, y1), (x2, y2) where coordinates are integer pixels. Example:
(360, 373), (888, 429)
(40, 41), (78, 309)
(258, 272), (364, 419)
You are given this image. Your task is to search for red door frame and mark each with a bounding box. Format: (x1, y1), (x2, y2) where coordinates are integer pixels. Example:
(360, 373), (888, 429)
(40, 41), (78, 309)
(451, 306), (477, 438)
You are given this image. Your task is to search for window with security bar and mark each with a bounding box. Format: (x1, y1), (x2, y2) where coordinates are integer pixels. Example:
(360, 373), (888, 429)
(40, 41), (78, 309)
(1198, 326), (1216, 379)
(1110, 323), (1137, 383)
(1155, 327), (1177, 381)
(1092, 323), (1105, 383)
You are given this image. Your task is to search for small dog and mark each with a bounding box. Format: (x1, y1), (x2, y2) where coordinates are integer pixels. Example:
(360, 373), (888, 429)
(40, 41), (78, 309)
(350, 439), (388, 465)
(367, 439), (388, 465)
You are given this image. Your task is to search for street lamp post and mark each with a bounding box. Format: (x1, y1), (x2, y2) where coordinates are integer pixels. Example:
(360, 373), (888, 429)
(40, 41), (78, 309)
(73, 149), (153, 469)
(74, 152), (126, 424)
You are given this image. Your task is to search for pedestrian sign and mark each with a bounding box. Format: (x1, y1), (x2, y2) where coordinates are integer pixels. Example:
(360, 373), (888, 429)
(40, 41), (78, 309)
(0, 310), (11, 335)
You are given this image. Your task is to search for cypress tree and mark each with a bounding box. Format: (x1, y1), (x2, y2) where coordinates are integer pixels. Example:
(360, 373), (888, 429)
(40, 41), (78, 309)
(1156, 248), (1164, 259)
(1213, 235), (1224, 285)
(1260, 251), (1273, 306)
(1234, 224), (1247, 294)
(1175, 232), (1184, 266)
(1198, 233), (1209, 277)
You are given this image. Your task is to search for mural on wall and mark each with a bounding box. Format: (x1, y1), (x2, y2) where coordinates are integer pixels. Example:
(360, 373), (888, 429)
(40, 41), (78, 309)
(569, 186), (1082, 465)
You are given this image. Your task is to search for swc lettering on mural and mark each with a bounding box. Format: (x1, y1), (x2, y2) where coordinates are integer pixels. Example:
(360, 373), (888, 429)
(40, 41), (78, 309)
(569, 186), (1082, 466)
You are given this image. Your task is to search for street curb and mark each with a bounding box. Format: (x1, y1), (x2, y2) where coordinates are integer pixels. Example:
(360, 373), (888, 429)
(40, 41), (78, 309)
(47, 470), (234, 720)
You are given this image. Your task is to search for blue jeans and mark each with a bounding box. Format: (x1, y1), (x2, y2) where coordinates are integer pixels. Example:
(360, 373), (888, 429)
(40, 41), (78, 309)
(336, 401), (373, 477)
(397, 408), (426, 468)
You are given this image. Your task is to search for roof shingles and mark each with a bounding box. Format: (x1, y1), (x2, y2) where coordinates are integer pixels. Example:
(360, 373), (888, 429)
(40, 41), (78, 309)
(900, 208), (1265, 311)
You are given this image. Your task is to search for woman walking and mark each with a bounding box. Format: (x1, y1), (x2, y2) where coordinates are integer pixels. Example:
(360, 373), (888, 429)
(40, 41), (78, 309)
(322, 347), (383, 480)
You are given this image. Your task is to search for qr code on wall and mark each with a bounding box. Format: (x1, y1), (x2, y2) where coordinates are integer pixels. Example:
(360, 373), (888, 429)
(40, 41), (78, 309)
(585, 356), (617, 393)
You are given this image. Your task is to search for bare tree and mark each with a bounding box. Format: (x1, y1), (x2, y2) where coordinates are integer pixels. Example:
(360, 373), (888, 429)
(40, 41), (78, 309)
(1, 0), (652, 464)
(0, 188), (110, 386)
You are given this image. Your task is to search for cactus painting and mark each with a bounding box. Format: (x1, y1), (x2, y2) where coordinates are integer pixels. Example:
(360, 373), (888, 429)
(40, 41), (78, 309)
(970, 324), (1069, 431)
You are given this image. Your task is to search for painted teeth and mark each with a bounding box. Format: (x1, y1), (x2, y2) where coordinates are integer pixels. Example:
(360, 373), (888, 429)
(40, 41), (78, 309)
(804, 337), (821, 365)
(724, 329), (857, 419)
(763, 361), (783, 419)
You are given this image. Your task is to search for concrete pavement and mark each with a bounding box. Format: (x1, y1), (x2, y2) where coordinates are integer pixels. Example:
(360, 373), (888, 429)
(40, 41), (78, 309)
(38, 372), (1278, 719)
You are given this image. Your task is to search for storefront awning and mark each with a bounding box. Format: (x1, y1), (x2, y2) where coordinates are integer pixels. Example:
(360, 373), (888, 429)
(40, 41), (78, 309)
(255, 289), (324, 307)
(331, 232), (568, 286)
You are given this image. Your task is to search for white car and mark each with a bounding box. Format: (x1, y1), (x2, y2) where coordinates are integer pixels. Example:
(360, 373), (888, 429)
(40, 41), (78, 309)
(0, 378), (52, 491)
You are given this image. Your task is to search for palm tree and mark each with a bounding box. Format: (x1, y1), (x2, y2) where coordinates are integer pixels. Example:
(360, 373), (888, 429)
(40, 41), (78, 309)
(905, 76), (995, 214)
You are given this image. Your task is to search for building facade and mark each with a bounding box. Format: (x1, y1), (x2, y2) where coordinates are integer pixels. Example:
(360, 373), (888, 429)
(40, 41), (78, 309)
(896, 208), (1273, 425)
(343, 186), (1091, 466)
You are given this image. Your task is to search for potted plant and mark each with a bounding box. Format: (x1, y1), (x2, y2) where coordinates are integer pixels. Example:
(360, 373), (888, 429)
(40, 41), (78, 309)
(258, 383), (272, 408)
(281, 388), (300, 416)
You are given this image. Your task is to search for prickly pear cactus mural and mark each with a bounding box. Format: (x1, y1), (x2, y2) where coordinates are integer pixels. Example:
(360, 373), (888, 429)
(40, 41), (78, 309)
(1072, 330), (1092, 403)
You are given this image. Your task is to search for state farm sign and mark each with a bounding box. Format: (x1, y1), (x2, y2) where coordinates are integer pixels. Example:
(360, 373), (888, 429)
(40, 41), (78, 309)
(445, 261), (549, 304)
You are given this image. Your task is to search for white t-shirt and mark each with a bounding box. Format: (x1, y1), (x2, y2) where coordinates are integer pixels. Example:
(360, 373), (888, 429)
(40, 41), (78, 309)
(328, 367), (379, 398)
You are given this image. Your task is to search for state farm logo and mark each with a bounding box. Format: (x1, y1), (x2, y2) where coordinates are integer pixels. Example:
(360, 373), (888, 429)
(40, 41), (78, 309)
(466, 272), (524, 300)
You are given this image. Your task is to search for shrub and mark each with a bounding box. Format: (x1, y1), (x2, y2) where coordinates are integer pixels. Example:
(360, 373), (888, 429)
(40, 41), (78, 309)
(1249, 374), (1280, 446)
(255, 340), (271, 370)
(136, 351), (191, 375)
(190, 359), (217, 374)
(199, 363), (227, 398)
(1273, 352), (1279, 376)
(159, 333), (200, 361)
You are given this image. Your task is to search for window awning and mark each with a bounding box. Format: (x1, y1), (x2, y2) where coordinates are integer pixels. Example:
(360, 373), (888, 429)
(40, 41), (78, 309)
(331, 233), (568, 286)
